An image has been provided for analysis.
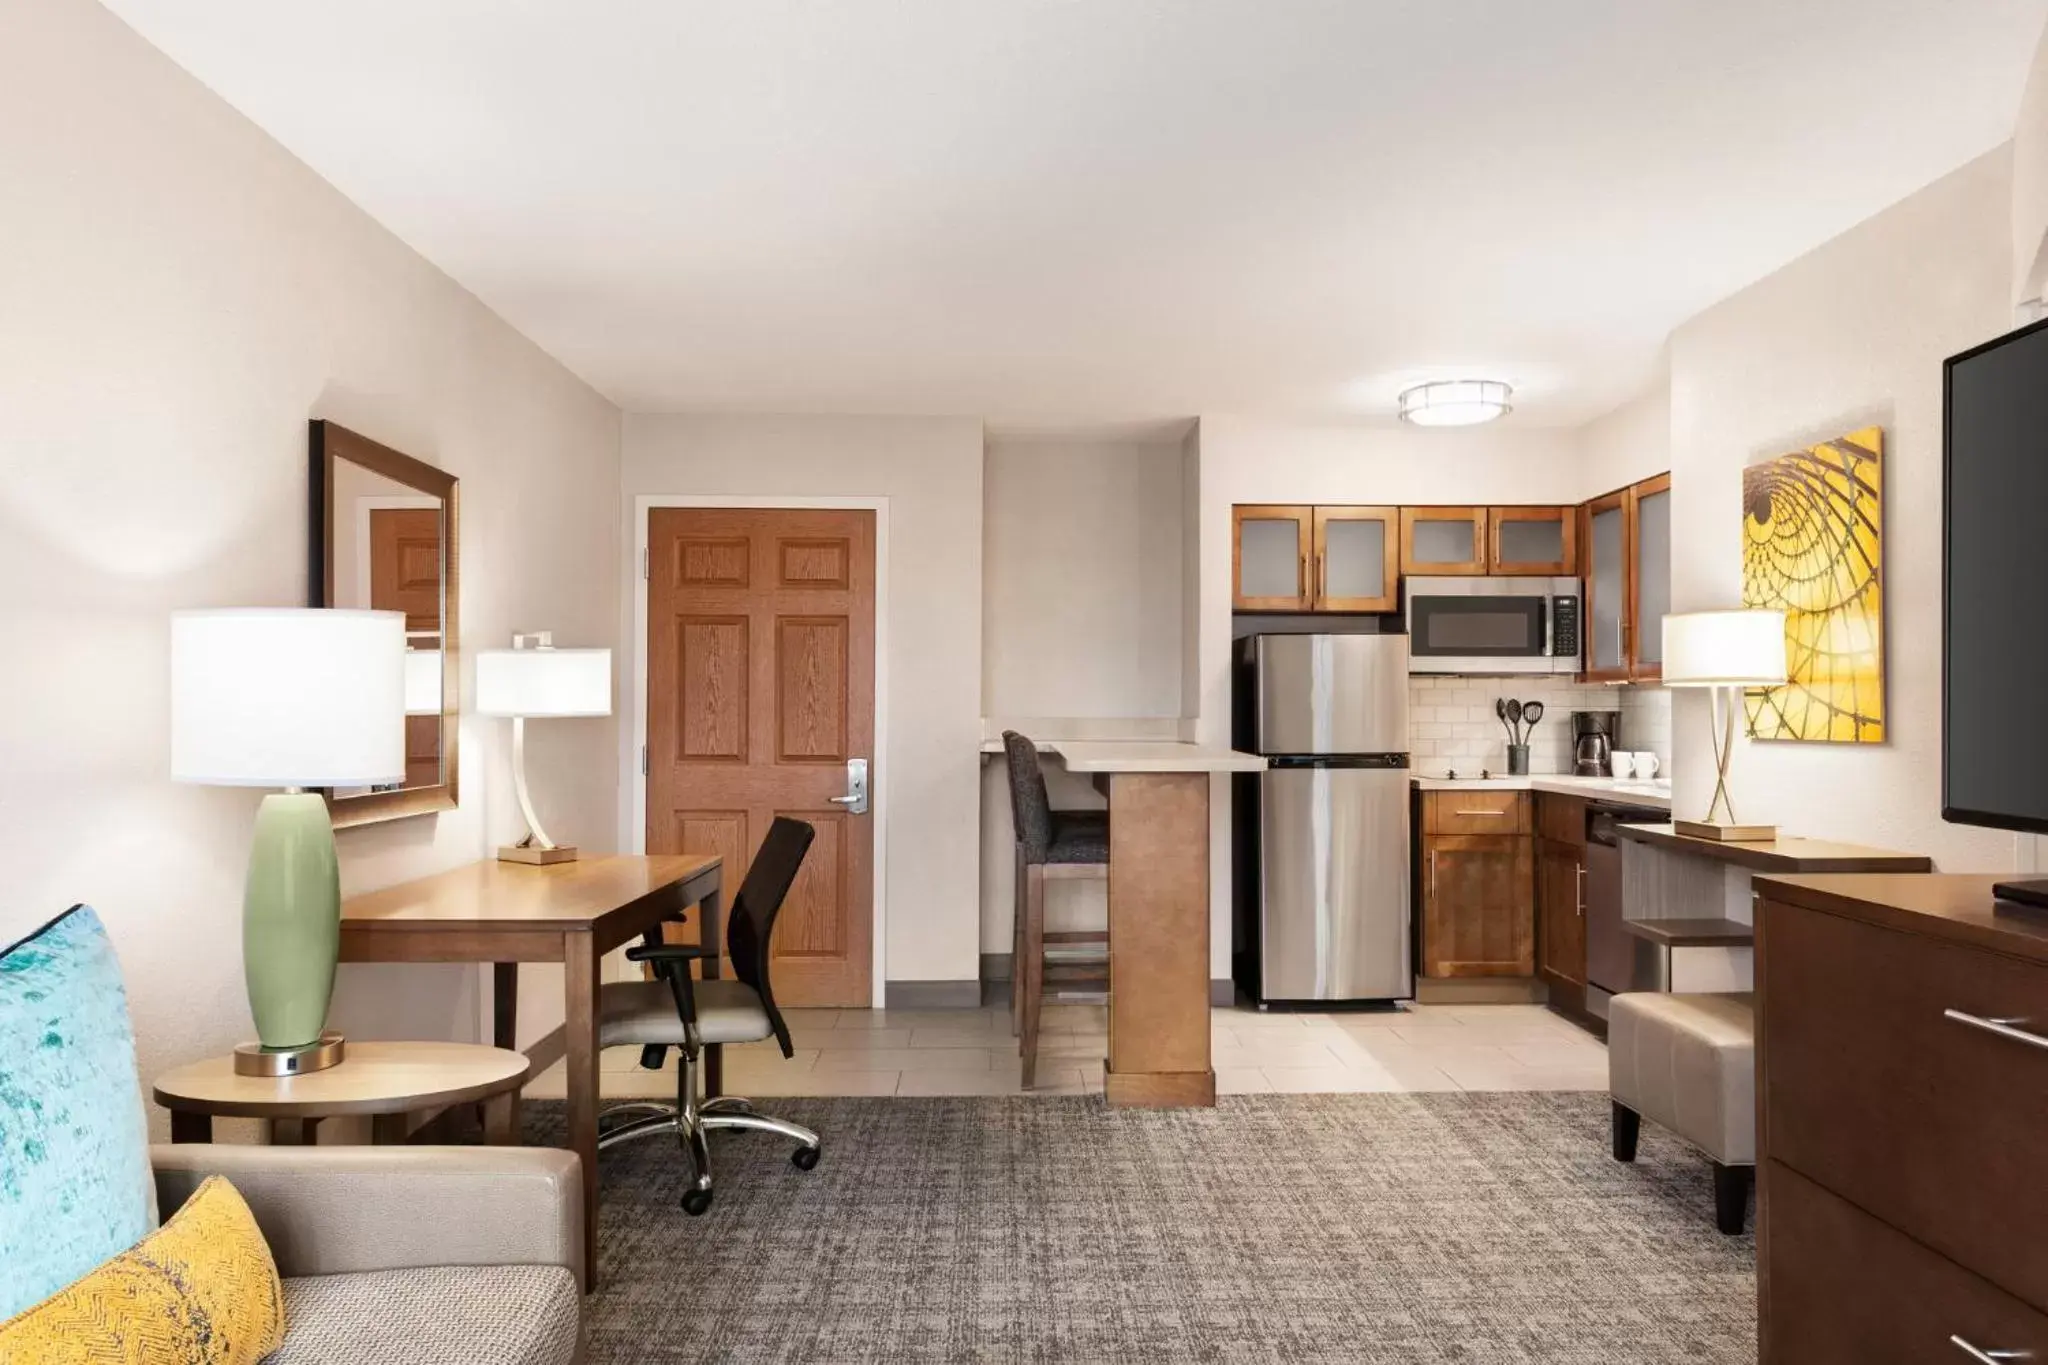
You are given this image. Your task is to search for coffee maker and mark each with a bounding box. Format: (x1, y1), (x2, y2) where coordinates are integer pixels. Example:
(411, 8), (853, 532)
(1571, 710), (1621, 776)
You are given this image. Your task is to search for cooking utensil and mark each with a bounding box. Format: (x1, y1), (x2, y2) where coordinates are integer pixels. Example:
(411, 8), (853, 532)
(1495, 698), (1516, 747)
(1520, 700), (1545, 743)
(1505, 699), (1524, 746)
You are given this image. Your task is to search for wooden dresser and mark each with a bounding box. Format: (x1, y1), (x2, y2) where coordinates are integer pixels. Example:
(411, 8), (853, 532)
(1755, 873), (2048, 1363)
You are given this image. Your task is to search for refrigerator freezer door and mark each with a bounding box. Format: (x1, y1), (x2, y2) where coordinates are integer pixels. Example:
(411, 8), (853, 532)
(1259, 765), (1413, 1001)
(1254, 634), (1410, 755)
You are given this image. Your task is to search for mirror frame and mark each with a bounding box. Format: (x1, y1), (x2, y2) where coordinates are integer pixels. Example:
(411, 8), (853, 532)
(308, 419), (460, 827)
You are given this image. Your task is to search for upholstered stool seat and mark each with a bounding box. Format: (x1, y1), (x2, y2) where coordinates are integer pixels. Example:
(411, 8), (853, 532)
(1608, 991), (1756, 1234)
(601, 979), (772, 1048)
(1046, 812), (1109, 864)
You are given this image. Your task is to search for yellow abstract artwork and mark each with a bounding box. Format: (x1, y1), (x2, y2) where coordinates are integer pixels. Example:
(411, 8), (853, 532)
(1741, 427), (1884, 743)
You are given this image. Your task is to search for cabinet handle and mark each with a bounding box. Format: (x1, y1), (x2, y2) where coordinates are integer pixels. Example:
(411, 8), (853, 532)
(1943, 1009), (2048, 1053)
(1949, 1336), (2032, 1363)
(1575, 864), (1586, 917)
(1454, 809), (1508, 817)
(1430, 850), (1438, 899)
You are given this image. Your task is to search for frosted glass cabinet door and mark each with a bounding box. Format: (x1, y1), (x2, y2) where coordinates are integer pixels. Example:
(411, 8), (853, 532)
(1399, 508), (1488, 575)
(1586, 495), (1629, 678)
(1489, 507), (1577, 575)
(1632, 476), (1671, 676)
(1234, 505), (1312, 610)
(1314, 507), (1399, 612)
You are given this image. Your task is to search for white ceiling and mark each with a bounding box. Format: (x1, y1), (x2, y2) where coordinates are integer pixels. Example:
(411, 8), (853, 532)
(102, 0), (2048, 428)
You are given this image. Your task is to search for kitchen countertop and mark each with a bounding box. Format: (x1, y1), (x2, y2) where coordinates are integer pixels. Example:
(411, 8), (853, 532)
(979, 738), (1268, 774)
(1409, 773), (1674, 809)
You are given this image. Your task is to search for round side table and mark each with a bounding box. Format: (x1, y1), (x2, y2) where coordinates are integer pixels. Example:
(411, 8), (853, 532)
(154, 1041), (530, 1146)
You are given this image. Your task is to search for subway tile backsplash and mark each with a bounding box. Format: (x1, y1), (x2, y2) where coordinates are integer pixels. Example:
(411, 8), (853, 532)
(1408, 678), (1672, 779)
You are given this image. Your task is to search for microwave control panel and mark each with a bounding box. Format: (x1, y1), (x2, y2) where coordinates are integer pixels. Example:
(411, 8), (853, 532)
(1551, 596), (1581, 658)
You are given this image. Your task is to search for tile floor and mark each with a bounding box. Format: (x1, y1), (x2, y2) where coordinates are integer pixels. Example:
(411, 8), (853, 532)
(523, 1001), (1609, 1100)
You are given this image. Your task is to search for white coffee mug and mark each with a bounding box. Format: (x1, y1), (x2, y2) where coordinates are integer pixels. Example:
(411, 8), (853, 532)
(1633, 752), (1661, 779)
(1609, 752), (1636, 779)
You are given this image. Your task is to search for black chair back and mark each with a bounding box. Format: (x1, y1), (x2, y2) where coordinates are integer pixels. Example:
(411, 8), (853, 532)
(728, 816), (815, 1056)
(1001, 731), (1053, 862)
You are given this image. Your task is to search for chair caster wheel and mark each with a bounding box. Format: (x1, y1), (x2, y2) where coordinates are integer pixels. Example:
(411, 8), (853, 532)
(681, 1188), (714, 1216)
(791, 1144), (822, 1171)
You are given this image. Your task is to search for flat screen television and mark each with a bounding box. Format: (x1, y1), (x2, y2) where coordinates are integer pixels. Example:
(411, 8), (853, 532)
(1944, 315), (2048, 903)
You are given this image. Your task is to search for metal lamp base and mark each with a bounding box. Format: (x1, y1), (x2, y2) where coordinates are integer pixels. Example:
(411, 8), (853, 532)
(1672, 819), (1779, 843)
(498, 844), (579, 865)
(234, 1032), (346, 1077)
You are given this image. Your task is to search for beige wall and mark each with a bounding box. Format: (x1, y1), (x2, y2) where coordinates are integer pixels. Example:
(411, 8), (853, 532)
(0, 0), (624, 1127)
(2014, 22), (2048, 302)
(1665, 148), (2017, 870)
(618, 413), (985, 992)
(1578, 380), (1672, 503)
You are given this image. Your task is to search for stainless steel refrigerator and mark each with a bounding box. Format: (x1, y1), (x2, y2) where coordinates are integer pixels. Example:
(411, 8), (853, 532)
(1232, 633), (1412, 1006)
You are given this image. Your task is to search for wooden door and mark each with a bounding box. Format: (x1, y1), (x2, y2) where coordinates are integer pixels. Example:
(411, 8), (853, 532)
(1420, 834), (1534, 977)
(646, 507), (876, 1006)
(1312, 507), (1400, 612)
(1399, 507), (1488, 575)
(369, 508), (443, 789)
(1232, 505), (1314, 611)
(1581, 488), (1633, 682)
(1535, 842), (1585, 988)
(1489, 506), (1578, 576)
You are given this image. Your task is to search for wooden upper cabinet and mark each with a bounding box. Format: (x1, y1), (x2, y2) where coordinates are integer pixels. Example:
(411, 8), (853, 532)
(1489, 506), (1578, 576)
(1232, 505), (1314, 611)
(1400, 507), (1488, 576)
(1579, 473), (1670, 682)
(1312, 507), (1399, 612)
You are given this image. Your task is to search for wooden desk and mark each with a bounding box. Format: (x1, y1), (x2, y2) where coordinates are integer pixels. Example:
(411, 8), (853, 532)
(339, 854), (721, 1289)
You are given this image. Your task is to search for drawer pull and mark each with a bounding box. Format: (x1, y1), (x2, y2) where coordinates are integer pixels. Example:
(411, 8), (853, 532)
(1453, 809), (1508, 817)
(1943, 1009), (2048, 1053)
(1949, 1336), (2032, 1362)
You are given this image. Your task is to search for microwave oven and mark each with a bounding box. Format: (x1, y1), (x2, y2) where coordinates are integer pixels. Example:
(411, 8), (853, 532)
(1403, 576), (1581, 675)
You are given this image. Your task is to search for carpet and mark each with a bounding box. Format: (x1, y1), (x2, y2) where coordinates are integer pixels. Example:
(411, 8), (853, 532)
(528, 1093), (1756, 1364)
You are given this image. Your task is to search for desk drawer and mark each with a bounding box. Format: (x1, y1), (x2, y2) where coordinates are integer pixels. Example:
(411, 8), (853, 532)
(1765, 1159), (2048, 1364)
(1426, 791), (1529, 836)
(1760, 897), (2048, 1309)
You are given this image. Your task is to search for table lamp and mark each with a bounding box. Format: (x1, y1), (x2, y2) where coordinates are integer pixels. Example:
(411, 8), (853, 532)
(1662, 609), (1789, 842)
(171, 608), (405, 1075)
(475, 632), (612, 864)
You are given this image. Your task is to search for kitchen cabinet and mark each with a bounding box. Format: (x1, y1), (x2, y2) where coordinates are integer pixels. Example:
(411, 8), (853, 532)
(1232, 504), (1398, 612)
(1399, 507), (1488, 576)
(1419, 792), (1534, 978)
(1312, 506), (1400, 612)
(1580, 473), (1670, 682)
(1536, 844), (1586, 987)
(1232, 505), (1313, 610)
(1489, 506), (1578, 576)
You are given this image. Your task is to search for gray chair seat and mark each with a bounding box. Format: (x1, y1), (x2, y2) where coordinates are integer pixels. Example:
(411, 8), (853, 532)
(268, 1265), (578, 1365)
(1047, 811), (1109, 864)
(600, 977), (771, 1047)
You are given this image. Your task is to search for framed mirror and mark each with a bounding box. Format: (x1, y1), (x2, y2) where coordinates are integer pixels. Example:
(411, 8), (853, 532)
(308, 420), (459, 826)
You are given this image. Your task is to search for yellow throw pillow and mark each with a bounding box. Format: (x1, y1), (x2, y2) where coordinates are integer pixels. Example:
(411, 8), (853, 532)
(0, 1175), (284, 1364)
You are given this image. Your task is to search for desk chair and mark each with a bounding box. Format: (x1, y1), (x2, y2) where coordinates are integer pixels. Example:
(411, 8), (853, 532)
(596, 817), (821, 1215)
(1001, 731), (1109, 1088)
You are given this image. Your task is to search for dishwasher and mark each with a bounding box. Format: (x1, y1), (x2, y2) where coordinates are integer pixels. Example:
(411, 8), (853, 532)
(1583, 803), (1669, 1020)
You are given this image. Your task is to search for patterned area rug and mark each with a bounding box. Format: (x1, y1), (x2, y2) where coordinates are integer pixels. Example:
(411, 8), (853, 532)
(527, 1093), (1756, 1364)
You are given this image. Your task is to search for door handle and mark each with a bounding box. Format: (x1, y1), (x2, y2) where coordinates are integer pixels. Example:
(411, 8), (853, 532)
(1949, 1336), (2032, 1363)
(1943, 1009), (2048, 1053)
(1576, 864), (1586, 917)
(828, 757), (870, 815)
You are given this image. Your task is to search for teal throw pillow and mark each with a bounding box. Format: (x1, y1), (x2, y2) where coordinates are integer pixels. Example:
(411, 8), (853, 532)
(0, 905), (156, 1318)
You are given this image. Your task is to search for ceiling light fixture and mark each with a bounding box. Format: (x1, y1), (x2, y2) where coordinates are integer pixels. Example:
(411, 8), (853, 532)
(1397, 379), (1513, 427)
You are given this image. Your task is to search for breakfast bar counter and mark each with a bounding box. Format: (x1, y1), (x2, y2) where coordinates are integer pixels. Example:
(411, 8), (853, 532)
(982, 738), (1265, 1107)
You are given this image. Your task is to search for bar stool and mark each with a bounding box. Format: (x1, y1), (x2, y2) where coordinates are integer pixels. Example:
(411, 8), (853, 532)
(1000, 730), (1110, 1088)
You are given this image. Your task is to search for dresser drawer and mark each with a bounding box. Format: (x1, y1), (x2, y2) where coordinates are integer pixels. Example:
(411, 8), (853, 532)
(1765, 1159), (2048, 1364)
(1760, 897), (2048, 1309)
(1425, 791), (1528, 836)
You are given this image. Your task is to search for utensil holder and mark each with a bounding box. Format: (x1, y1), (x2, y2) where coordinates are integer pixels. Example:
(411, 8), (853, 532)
(1506, 744), (1530, 775)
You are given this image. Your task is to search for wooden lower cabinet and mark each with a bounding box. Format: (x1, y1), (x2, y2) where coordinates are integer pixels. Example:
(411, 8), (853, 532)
(1420, 834), (1534, 977)
(1535, 841), (1585, 989)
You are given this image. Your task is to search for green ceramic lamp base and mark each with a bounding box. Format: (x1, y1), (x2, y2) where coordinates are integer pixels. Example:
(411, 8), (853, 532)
(242, 791), (342, 1057)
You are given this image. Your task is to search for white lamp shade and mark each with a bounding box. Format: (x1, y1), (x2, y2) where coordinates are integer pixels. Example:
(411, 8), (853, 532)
(403, 650), (444, 716)
(171, 608), (407, 786)
(1661, 610), (1789, 688)
(475, 648), (612, 718)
